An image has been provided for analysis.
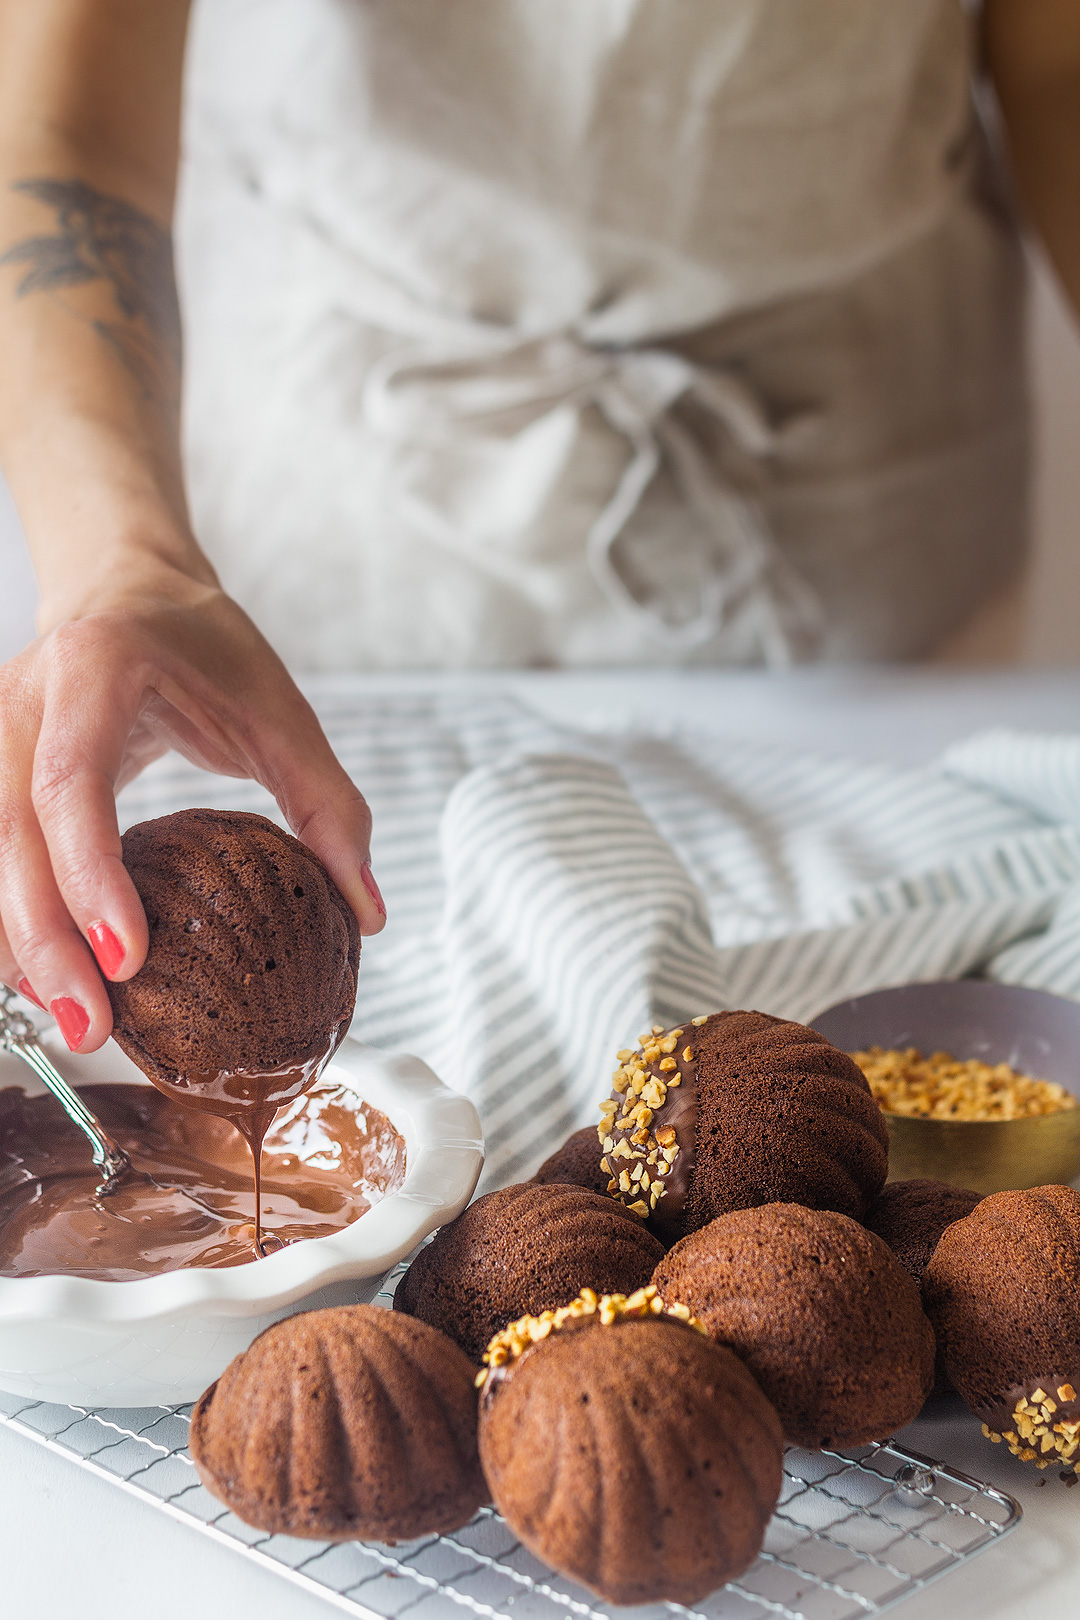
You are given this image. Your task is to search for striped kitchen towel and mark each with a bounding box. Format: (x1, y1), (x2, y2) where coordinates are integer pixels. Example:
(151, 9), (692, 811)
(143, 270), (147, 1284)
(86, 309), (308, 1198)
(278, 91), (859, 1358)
(117, 693), (1080, 1187)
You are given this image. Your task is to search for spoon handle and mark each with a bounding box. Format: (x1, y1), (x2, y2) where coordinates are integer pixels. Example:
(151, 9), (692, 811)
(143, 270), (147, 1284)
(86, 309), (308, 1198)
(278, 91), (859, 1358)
(0, 989), (132, 1195)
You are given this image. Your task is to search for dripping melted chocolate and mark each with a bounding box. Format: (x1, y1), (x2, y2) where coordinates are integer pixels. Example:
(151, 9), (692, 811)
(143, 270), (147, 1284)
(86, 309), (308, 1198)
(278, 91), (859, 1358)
(0, 1080), (406, 1281)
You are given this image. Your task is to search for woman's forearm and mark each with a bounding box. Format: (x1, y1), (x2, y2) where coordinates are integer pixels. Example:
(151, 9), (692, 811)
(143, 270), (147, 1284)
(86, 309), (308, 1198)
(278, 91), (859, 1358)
(985, 0), (1080, 321)
(0, 0), (207, 628)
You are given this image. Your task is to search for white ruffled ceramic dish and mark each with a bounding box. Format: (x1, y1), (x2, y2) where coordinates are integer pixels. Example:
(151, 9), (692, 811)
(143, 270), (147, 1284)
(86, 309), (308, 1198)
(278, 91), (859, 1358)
(0, 1030), (483, 1406)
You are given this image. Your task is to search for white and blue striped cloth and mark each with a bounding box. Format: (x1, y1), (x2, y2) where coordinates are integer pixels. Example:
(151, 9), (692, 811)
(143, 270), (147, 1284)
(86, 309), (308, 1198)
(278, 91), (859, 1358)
(116, 689), (1080, 1187)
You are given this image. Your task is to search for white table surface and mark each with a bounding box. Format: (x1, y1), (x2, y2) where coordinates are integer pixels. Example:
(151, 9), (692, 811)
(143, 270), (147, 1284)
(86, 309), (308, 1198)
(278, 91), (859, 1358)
(4, 666), (1080, 1620)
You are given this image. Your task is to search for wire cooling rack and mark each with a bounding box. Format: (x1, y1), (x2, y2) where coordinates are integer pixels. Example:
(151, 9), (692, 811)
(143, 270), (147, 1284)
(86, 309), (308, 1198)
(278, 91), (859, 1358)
(0, 1266), (1020, 1620)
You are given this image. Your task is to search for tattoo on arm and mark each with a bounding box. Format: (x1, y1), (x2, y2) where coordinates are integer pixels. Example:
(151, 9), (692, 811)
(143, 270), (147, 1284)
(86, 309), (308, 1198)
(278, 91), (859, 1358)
(0, 178), (181, 401)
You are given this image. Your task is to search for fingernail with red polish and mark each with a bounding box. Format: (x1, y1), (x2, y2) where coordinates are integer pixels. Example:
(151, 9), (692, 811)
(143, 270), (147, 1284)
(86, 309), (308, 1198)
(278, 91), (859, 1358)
(88, 920), (125, 978)
(17, 977), (45, 1011)
(51, 997), (90, 1052)
(360, 862), (386, 919)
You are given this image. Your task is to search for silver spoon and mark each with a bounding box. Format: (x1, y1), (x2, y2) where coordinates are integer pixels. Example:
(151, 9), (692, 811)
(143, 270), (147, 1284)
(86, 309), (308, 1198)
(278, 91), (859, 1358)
(0, 988), (132, 1195)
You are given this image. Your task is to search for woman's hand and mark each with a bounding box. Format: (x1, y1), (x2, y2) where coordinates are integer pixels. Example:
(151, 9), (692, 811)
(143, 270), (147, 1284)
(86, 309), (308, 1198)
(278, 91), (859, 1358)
(0, 559), (386, 1054)
(0, 5), (382, 1055)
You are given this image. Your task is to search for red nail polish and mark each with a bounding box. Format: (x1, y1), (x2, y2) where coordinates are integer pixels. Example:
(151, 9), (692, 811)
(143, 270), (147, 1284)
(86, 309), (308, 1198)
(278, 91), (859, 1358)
(360, 862), (386, 919)
(17, 977), (45, 1011)
(87, 920), (125, 978)
(51, 997), (90, 1051)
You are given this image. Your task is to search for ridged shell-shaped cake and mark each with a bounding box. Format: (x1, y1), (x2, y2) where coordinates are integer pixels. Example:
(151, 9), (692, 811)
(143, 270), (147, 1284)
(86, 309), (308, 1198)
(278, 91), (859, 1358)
(654, 1204), (935, 1448)
(108, 809), (359, 1085)
(395, 1182), (665, 1363)
(477, 1291), (784, 1605)
(529, 1126), (608, 1195)
(925, 1185), (1080, 1474)
(863, 1178), (981, 1296)
(598, 1010), (889, 1241)
(190, 1305), (487, 1541)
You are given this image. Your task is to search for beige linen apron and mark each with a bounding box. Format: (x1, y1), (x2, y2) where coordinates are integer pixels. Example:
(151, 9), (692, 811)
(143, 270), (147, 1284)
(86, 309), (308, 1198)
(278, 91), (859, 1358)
(178, 0), (1027, 668)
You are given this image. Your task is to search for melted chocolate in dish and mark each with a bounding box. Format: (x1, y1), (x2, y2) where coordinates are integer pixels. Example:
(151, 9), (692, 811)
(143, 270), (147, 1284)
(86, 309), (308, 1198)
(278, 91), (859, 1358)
(0, 1081), (405, 1281)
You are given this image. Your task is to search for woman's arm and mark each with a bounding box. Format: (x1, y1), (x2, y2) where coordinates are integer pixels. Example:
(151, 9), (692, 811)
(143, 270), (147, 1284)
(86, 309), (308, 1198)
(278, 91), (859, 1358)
(984, 0), (1080, 319)
(0, 0), (385, 1057)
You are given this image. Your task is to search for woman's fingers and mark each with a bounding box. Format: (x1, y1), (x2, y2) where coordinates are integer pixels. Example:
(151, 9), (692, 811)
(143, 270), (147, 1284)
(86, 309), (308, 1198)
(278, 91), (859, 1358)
(0, 683), (115, 1053)
(31, 634), (150, 985)
(256, 686), (386, 937)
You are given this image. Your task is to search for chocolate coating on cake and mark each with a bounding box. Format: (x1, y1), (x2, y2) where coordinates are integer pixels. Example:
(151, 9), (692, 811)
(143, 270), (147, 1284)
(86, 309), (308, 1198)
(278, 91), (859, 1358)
(478, 1312), (783, 1605)
(530, 1127), (609, 1196)
(190, 1305), (487, 1540)
(654, 1203), (935, 1448)
(108, 809), (360, 1084)
(924, 1185), (1080, 1471)
(600, 1012), (888, 1241)
(863, 1179), (982, 1296)
(394, 1183), (665, 1363)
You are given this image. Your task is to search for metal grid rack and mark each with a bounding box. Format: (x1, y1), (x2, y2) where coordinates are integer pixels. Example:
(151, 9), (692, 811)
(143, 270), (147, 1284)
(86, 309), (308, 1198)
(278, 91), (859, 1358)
(0, 1268), (1021, 1620)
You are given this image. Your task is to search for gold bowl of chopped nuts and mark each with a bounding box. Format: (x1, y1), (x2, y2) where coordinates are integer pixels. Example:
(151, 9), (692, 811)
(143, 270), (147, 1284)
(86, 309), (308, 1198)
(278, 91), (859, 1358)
(811, 981), (1080, 1196)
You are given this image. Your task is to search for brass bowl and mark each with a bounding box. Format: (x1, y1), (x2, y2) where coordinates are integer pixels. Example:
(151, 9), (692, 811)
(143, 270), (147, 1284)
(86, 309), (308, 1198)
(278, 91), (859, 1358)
(811, 981), (1080, 1197)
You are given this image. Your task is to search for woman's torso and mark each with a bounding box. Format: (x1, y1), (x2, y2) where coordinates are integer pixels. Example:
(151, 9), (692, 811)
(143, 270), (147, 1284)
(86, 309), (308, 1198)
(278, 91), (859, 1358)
(178, 0), (1027, 668)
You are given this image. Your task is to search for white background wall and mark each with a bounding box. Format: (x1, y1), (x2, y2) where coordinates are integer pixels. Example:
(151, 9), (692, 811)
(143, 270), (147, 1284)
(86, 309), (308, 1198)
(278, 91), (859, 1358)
(1, 249), (1079, 669)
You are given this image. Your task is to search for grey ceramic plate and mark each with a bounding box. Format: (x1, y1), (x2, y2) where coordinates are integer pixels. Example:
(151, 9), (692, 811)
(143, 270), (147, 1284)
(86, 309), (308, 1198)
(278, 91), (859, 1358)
(810, 980), (1080, 1194)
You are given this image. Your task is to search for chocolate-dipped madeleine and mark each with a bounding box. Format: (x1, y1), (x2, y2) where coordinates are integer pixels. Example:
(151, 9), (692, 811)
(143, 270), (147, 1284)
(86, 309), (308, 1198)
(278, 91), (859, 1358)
(924, 1184), (1080, 1473)
(598, 1011), (888, 1240)
(477, 1287), (783, 1605)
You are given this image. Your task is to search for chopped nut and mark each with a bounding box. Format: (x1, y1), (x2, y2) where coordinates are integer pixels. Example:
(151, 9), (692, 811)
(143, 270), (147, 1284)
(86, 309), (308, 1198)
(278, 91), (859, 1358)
(656, 1126), (677, 1146)
(682, 1046), (694, 1064)
(606, 1178), (618, 1194)
(659, 1036), (679, 1055)
(619, 1170), (632, 1193)
(612, 1072), (630, 1094)
(852, 1046), (1076, 1121)
(616, 1049), (634, 1063)
(628, 1199), (650, 1217)
(1032, 1388), (1048, 1405)
(659, 1056), (677, 1072)
(632, 1127), (650, 1146)
(652, 1024), (665, 1035)
(603, 1135), (615, 1152)
(1060, 1384), (1077, 1403)
(692, 1015), (709, 1025)
(668, 1072), (682, 1086)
